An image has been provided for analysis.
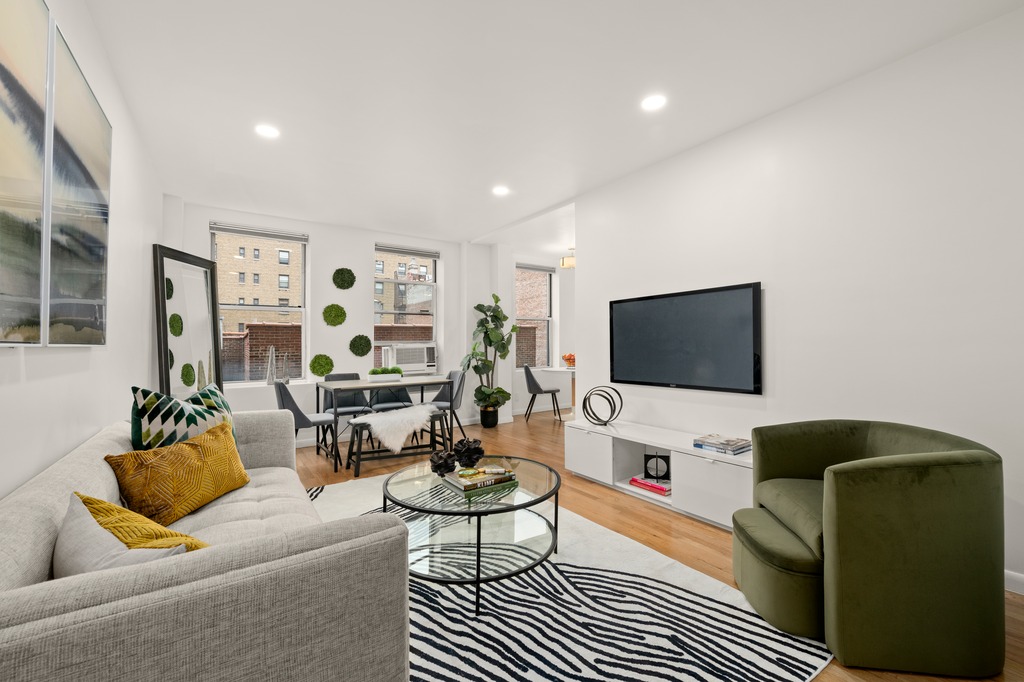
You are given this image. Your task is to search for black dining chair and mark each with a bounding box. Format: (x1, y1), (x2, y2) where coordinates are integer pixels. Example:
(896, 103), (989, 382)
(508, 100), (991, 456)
(428, 369), (467, 441)
(274, 381), (337, 457)
(322, 372), (373, 453)
(368, 386), (414, 413)
(523, 365), (562, 423)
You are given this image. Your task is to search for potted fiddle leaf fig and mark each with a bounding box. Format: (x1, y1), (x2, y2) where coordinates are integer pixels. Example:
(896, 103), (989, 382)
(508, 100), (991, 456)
(461, 294), (518, 428)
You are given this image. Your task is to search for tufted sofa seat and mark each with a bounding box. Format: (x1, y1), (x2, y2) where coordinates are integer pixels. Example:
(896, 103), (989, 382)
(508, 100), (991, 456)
(0, 409), (409, 682)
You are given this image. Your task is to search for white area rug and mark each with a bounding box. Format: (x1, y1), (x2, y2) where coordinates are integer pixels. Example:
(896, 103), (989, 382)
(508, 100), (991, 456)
(309, 477), (832, 682)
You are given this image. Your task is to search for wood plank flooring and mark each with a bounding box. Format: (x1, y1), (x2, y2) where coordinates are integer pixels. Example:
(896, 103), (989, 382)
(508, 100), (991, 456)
(296, 413), (1023, 682)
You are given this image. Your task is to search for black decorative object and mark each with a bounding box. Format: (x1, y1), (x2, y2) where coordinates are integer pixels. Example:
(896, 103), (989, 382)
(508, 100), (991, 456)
(582, 386), (623, 425)
(333, 267), (356, 290)
(644, 454), (670, 482)
(453, 438), (485, 468)
(429, 450), (457, 477)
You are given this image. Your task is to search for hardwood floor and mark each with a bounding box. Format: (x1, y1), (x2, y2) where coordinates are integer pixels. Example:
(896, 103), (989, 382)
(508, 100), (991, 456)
(296, 412), (1024, 682)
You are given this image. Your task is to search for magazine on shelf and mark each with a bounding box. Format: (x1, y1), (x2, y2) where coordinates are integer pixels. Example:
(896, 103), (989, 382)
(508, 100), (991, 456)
(629, 476), (671, 496)
(693, 434), (752, 455)
(443, 467), (516, 492)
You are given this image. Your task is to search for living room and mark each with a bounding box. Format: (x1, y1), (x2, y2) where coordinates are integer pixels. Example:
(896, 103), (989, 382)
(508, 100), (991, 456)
(2, 1), (1023, 680)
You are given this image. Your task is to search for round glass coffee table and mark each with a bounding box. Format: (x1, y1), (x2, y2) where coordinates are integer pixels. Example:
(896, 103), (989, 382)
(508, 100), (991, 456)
(382, 457), (560, 615)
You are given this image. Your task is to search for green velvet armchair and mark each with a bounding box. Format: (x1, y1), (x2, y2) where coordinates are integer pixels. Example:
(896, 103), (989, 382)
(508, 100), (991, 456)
(732, 419), (1004, 677)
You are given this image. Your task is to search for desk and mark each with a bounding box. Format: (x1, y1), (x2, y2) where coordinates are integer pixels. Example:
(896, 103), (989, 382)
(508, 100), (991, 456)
(541, 367), (576, 409)
(316, 375), (453, 470)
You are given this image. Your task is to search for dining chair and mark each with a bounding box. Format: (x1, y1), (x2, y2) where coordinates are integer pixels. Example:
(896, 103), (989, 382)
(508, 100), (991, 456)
(428, 369), (467, 441)
(274, 381), (336, 457)
(323, 372), (373, 453)
(368, 386), (414, 413)
(523, 365), (562, 423)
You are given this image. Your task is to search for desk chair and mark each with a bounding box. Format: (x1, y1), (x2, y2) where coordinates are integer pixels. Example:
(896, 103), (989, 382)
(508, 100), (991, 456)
(523, 365), (562, 423)
(274, 381), (336, 457)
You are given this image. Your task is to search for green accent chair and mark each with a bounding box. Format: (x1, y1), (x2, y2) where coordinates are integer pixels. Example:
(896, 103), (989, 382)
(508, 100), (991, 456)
(731, 419), (1004, 677)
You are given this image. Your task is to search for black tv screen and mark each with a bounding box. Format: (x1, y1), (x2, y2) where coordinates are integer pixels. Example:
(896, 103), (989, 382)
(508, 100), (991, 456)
(609, 282), (762, 394)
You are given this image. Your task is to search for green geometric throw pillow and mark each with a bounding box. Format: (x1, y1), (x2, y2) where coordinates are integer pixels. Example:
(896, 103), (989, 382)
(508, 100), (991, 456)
(130, 384), (234, 450)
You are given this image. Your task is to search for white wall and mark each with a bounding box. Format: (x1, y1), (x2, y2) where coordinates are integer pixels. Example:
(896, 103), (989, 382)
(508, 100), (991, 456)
(575, 9), (1024, 585)
(0, 1), (165, 498)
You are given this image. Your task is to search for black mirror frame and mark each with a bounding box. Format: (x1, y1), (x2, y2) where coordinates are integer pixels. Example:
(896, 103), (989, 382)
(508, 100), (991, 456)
(153, 244), (223, 395)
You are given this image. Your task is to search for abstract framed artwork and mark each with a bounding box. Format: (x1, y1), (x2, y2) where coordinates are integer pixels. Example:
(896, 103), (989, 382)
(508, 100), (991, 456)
(0, 0), (112, 347)
(0, 0), (50, 344)
(153, 245), (223, 397)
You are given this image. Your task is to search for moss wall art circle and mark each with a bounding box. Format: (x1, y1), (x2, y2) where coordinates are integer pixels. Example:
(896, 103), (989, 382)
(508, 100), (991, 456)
(349, 334), (372, 357)
(333, 268), (356, 290)
(181, 363), (196, 387)
(323, 304), (347, 326)
(168, 350), (174, 369)
(168, 313), (183, 337)
(310, 354), (335, 377)
(165, 278), (174, 300)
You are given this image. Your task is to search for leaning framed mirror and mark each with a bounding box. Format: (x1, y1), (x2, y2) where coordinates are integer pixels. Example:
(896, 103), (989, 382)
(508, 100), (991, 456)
(153, 245), (222, 396)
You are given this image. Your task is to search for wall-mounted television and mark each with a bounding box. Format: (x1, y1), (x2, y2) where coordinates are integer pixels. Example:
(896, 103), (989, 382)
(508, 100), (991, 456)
(609, 282), (762, 394)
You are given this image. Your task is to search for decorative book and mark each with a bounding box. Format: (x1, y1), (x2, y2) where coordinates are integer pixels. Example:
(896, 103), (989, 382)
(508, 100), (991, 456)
(629, 476), (671, 496)
(444, 467), (516, 492)
(693, 434), (752, 455)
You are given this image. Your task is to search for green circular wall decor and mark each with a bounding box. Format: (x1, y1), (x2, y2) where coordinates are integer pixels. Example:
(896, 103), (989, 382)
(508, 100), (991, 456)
(169, 313), (183, 337)
(333, 268), (356, 290)
(181, 363), (196, 387)
(309, 354), (335, 377)
(349, 334), (372, 357)
(165, 278), (174, 300)
(323, 304), (347, 326)
(168, 350), (174, 369)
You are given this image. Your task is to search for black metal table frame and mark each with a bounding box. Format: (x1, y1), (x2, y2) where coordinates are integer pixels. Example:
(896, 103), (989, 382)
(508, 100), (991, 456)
(382, 459), (561, 616)
(316, 376), (454, 472)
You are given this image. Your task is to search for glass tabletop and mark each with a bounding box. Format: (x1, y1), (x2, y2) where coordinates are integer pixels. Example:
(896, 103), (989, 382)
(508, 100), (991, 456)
(383, 457), (560, 516)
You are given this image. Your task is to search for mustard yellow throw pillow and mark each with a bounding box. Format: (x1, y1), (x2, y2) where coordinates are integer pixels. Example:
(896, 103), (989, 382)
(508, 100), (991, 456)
(105, 421), (250, 526)
(75, 493), (208, 552)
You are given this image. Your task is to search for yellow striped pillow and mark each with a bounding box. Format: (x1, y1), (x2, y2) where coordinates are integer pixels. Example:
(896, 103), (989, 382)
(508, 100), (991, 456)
(75, 493), (208, 552)
(104, 421), (250, 526)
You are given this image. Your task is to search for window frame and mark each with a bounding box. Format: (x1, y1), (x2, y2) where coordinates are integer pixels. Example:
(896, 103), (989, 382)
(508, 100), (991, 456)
(372, 246), (439, 361)
(278, 249), (290, 265)
(278, 274), (289, 290)
(514, 265), (554, 368)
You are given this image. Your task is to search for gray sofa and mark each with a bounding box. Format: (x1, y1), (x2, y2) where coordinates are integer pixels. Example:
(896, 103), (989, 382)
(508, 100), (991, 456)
(0, 410), (409, 682)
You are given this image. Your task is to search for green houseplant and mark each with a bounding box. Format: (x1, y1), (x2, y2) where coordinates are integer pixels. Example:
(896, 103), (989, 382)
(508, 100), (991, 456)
(461, 294), (518, 428)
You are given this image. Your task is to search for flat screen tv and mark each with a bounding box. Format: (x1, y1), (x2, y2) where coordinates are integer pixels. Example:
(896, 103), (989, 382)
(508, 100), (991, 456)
(609, 282), (761, 394)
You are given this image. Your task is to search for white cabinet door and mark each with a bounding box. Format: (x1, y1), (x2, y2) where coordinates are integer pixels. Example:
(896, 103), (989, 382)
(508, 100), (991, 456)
(564, 427), (614, 484)
(670, 451), (753, 528)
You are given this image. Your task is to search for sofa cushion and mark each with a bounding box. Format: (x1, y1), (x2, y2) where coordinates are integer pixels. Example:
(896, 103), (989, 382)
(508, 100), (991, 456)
(169, 467), (320, 545)
(53, 494), (185, 578)
(105, 422), (250, 526)
(732, 507), (823, 575)
(131, 384), (234, 451)
(756, 478), (825, 559)
(77, 493), (208, 551)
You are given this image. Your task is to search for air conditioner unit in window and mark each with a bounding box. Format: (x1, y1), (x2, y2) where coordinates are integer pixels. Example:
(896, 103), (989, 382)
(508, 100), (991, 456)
(381, 343), (437, 375)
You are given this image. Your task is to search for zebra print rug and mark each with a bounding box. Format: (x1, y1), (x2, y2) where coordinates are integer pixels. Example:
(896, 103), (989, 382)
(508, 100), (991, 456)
(308, 480), (832, 681)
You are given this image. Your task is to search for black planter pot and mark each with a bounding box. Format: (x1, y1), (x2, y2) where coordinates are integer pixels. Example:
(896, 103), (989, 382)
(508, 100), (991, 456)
(480, 408), (499, 428)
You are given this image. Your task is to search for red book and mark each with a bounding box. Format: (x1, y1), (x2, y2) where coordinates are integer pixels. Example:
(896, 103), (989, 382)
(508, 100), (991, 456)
(629, 477), (671, 496)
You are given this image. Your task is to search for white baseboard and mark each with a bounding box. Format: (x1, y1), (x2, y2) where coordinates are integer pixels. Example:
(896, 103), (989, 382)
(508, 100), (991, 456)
(1006, 569), (1024, 595)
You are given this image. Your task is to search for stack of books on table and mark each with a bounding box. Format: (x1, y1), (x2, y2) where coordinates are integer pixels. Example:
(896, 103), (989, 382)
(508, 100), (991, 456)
(443, 467), (518, 497)
(692, 434), (752, 456)
(629, 476), (671, 496)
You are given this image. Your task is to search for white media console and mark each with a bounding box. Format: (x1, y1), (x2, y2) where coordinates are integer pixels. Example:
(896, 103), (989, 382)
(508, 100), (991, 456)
(564, 420), (753, 529)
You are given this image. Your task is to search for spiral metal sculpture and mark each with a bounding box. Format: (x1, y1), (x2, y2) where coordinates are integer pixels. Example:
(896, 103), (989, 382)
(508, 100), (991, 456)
(582, 386), (623, 425)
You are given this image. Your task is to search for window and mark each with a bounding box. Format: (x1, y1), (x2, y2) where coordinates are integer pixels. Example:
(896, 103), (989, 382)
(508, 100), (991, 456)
(239, 247), (245, 258)
(212, 225), (306, 382)
(373, 245), (438, 367)
(279, 274), (289, 289)
(278, 250), (290, 265)
(515, 266), (553, 368)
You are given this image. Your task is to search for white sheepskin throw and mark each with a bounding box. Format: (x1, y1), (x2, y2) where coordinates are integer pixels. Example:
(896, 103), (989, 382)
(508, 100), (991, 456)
(350, 404), (438, 454)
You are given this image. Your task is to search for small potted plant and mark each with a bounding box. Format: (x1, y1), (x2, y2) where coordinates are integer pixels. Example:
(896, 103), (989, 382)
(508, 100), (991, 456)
(368, 366), (403, 382)
(461, 294), (518, 428)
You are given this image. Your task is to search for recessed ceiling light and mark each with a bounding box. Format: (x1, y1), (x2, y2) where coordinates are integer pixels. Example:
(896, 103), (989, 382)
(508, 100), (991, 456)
(492, 185), (510, 197)
(641, 94), (667, 112)
(254, 123), (280, 139)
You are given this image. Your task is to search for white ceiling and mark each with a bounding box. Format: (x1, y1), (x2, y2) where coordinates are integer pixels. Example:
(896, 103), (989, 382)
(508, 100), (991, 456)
(85, 0), (1024, 250)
